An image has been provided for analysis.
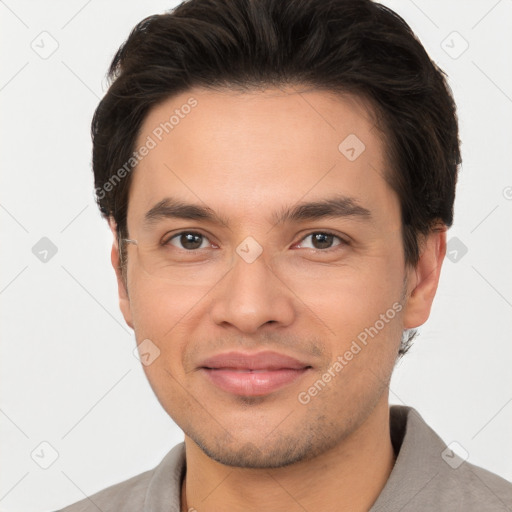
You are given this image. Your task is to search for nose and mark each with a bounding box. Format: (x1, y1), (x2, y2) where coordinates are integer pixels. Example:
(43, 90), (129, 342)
(209, 251), (296, 334)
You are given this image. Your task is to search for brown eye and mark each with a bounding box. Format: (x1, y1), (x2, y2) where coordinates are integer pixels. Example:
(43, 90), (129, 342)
(297, 232), (346, 250)
(167, 232), (210, 250)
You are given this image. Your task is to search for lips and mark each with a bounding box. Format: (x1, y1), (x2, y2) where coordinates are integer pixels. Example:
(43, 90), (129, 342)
(198, 351), (311, 396)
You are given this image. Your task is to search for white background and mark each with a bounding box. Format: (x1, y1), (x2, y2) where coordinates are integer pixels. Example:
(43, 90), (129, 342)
(1, 1), (511, 510)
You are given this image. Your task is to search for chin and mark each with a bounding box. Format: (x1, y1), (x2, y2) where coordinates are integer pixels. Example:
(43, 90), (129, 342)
(189, 426), (338, 469)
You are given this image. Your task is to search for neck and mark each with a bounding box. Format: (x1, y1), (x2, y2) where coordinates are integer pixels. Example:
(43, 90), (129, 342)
(181, 398), (395, 512)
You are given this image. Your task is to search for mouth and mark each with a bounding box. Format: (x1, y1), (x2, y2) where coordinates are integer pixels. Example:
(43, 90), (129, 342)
(198, 351), (312, 396)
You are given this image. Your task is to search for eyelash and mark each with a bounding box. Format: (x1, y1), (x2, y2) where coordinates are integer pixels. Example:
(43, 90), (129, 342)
(162, 230), (349, 252)
(294, 231), (349, 251)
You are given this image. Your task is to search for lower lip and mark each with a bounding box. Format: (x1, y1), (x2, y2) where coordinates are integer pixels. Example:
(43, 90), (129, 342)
(201, 368), (309, 396)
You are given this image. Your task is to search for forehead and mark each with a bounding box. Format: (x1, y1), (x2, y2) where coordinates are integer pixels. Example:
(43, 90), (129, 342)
(127, 86), (397, 230)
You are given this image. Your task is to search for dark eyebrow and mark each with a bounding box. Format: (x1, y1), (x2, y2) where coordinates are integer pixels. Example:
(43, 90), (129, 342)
(271, 195), (372, 225)
(144, 198), (229, 227)
(143, 195), (372, 228)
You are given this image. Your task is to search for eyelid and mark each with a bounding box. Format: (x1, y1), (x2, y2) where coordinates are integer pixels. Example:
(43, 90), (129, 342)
(162, 229), (217, 248)
(294, 231), (349, 250)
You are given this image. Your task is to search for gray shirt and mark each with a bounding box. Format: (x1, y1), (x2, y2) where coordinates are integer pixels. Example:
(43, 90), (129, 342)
(57, 405), (512, 511)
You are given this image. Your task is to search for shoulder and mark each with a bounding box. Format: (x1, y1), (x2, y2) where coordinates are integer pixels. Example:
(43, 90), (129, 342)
(372, 406), (512, 511)
(57, 468), (154, 512)
(438, 456), (512, 510)
(55, 443), (186, 512)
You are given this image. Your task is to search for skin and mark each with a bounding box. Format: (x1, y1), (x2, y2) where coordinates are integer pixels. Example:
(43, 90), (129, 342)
(110, 86), (446, 511)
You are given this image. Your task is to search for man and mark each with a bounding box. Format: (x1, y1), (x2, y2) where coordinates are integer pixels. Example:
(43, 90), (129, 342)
(59, 0), (512, 510)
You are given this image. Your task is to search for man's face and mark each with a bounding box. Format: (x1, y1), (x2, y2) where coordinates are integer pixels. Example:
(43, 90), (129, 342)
(115, 87), (434, 468)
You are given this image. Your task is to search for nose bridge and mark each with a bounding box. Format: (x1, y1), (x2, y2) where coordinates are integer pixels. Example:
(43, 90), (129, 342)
(209, 247), (295, 333)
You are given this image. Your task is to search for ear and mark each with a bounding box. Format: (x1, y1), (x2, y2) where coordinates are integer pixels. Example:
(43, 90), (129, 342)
(108, 218), (134, 329)
(402, 227), (447, 329)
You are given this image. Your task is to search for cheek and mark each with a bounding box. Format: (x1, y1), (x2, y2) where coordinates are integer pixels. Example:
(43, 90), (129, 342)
(128, 279), (204, 403)
(305, 299), (403, 414)
(127, 275), (206, 349)
(288, 256), (403, 327)
(286, 254), (405, 381)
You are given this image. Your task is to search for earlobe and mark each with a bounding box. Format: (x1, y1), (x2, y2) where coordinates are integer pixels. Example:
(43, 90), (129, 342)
(109, 219), (134, 330)
(402, 228), (447, 329)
